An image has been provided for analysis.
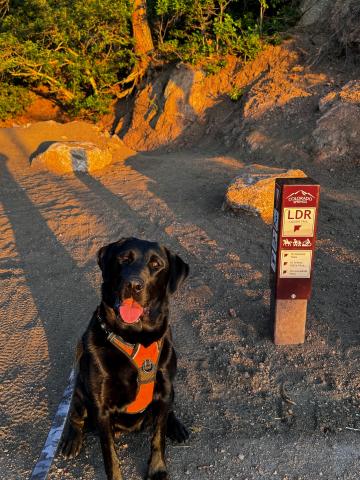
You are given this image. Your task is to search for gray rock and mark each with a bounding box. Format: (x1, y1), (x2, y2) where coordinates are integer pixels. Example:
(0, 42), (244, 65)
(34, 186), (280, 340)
(299, 0), (333, 27)
(314, 81), (360, 167)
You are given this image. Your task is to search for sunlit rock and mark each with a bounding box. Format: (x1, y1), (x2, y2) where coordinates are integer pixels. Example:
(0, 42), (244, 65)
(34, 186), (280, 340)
(32, 141), (113, 173)
(224, 164), (307, 224)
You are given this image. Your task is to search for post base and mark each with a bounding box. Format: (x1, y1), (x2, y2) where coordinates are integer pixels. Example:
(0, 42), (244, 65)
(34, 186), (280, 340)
(274, 299), (308, 345)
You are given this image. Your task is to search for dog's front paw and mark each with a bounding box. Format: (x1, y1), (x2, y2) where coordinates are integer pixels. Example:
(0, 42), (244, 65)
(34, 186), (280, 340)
(166, 414), (189, 443)
(146, 470), (169, 480)
(61, 426), (83, 458)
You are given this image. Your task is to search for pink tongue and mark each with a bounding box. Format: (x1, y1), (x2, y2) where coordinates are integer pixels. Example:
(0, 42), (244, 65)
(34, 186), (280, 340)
(119, 299), (144, 324)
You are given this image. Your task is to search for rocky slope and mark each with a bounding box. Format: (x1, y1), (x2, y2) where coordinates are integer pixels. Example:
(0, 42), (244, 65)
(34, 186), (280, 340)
(113, 1), (359, 170)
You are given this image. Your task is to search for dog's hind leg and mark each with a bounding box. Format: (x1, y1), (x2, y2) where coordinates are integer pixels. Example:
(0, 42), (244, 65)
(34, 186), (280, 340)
(61, 383), (87, 458)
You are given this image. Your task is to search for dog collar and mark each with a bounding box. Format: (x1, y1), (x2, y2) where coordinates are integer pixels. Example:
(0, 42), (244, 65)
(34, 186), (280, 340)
(96, 309), (163, 414)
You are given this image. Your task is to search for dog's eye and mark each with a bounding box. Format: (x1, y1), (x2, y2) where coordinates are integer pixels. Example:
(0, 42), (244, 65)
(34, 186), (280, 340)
(119, 256), (132, 264)
(149, 259), (161, 270)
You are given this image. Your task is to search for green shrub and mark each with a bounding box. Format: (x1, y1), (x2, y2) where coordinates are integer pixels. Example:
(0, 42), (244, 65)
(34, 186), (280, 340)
(228, 86), (245, 101)
(202, 58), (227, 76)
(0, 0), (134, 118)
(0, 83), (32, 120)
(150, 0), (296, 63)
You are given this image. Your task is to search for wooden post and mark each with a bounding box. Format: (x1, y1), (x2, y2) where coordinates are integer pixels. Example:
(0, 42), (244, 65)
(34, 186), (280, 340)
(270, 178), (320, 345)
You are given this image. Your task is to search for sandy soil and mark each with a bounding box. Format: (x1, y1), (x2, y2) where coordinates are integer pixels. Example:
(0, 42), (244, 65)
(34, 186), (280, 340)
(0, 108), (360, 480)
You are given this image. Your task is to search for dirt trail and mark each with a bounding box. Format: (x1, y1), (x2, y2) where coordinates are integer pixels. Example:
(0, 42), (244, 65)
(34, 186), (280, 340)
(1, 5), (360, 479)
(0, 119), (360, 479)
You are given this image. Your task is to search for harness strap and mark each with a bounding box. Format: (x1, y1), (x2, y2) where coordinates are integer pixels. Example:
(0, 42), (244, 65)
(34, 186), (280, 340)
(97, 309), (164, 414)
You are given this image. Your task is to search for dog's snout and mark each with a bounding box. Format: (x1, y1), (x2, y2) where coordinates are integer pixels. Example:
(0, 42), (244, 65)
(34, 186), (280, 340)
(127, 278), (144, 293)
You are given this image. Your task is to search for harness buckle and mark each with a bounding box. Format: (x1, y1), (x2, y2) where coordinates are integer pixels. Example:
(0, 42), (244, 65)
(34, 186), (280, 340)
(142, 359), (154, 373)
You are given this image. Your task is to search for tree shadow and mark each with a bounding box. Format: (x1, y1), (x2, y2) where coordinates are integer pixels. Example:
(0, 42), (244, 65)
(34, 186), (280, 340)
(0, 153), (99, 470)
(29, 141), (56, 164)
(0, 156), (174, 478)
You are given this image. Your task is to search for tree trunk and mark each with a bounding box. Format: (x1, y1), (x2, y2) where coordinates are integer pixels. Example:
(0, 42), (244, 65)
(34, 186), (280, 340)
(132, 0), (154, 57)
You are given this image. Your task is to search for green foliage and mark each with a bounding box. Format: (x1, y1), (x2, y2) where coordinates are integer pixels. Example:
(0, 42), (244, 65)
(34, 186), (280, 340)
(150, 0), (296, 62)
(202, 58), (227, 76)
(0, 0), (134, 118)
(228, 85), (245, 101)
(0, 0), (298, 120)
(263, 3), (301, 34)
(0, 82), (32, 120)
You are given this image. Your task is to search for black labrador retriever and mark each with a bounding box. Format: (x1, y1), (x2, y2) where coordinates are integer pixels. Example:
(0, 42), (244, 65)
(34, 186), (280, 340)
(61, 237), (190, 480)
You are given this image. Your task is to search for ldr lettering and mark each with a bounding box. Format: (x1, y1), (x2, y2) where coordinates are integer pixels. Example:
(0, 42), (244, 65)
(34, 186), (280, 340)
(287, 209), (312, 220)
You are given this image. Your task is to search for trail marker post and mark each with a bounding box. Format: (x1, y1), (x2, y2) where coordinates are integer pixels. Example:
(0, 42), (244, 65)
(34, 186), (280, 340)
(270, 178), (320, 345)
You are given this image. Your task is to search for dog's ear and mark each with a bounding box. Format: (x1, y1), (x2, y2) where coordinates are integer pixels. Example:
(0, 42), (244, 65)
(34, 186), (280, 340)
(97, 238), (126, 274)
(97, 245), (109, 273)
(165, 248), (189, 294)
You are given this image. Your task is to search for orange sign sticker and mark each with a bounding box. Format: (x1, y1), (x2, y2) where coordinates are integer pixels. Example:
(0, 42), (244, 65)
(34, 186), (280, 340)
(282, 207), (316, 237)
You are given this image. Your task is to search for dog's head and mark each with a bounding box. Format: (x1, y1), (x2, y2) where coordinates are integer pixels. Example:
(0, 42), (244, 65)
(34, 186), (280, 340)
(97, 237), (189, 340)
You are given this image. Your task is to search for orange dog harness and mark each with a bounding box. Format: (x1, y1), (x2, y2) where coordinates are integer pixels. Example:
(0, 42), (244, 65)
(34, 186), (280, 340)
(107, 332), (163, 414)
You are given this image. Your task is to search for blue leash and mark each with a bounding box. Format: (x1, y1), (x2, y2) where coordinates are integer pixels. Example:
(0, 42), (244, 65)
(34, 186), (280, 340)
(29, 368), (75, 480)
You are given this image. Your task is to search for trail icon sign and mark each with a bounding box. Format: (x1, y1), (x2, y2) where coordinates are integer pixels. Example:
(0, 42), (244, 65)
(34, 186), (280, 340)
(282, 207), (316, 236)
(270, 178), (320, 345)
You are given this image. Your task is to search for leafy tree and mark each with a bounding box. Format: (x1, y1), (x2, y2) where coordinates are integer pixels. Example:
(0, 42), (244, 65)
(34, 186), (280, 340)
(0, 0), (134, 117)
(0, 0), (298, 119)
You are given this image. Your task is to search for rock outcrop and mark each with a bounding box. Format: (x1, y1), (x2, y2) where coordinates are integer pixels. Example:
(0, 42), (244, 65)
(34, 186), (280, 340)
(332, 0), (360, 53)
(117, 45), (306, 152)
(224, 165), (307, 224)
(314, 80), (360, 167)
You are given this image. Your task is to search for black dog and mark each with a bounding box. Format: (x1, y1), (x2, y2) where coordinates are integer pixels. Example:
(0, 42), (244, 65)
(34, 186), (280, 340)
(61, 237), (189, 480)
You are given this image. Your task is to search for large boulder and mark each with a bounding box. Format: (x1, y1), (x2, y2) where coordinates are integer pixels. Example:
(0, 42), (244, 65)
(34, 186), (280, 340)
(299, 0), (333, 27)
(332, 0), (360, 53)
(32, 141), (114, 173)
(300, 0), (360, 54)
(314, 80), (360, 167)
(224, 165), (307, 224)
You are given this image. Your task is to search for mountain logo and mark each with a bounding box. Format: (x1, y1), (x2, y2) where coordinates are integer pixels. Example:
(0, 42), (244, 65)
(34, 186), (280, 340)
(286, 190), (315, 204)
